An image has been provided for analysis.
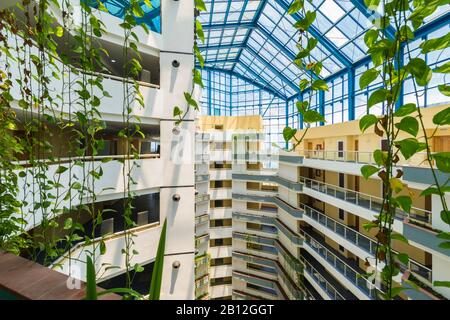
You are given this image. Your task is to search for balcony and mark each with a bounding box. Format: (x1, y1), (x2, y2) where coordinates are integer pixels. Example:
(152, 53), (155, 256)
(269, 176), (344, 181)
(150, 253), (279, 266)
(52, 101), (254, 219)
(7, 31), (162, 125)
(300, 228), (380, 300)
(300, 149), (432, 168)
(300, 251), (356, 300)
(300, 203), (433, 284)
(52, 221), (161, 281)
(195, 193), (210, 204)
(300, 177), (432, 228)
(17, 155), (162, 231)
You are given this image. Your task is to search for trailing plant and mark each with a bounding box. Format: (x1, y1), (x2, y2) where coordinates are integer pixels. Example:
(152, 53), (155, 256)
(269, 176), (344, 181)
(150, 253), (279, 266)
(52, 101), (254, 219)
(355, 0), (450, 299)
(172, 0), (206, 124)
(0, 0), (166, 300)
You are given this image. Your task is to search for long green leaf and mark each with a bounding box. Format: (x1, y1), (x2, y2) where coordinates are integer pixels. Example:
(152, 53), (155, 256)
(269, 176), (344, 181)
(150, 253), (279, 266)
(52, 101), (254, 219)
(149, 219), (167, 300)
(85, 255), (98, 300)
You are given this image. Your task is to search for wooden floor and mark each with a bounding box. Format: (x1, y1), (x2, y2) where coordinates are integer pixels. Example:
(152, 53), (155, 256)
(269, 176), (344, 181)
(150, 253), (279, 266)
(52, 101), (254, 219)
(0, 251), (121, 300)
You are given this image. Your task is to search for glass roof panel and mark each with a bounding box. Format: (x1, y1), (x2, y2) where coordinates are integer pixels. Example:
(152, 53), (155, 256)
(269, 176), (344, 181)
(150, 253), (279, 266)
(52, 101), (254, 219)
(198, 0), (449, 100)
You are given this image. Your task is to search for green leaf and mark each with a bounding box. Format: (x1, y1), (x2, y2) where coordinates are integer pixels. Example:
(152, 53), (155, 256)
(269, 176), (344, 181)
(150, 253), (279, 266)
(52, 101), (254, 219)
(364, 0), (380, 10)
(149, 219), (167, 300)
(296, 101), (308, 113)
(288, 0), (304, 14)
(395, 116), (419, 137)
(184, 92), (198, 110)
(303, 110), (325, 123)
(420, 186), (450, 197)
(438, 84), (450, 96)
(368, 89), (389, 108)
(359, 114), (378, 132)
(433, 281), (450, 288)
(195, 20), (205, 43)
(55, 166), (68, 174)
(395, 138), (426, 160)
(432, 107), (450, 125)
(440, 210), (450, 224)
(134, 263), (144, 273)
(100, 240), (106, 255)
(406, 58), (432, 86)
(434, 61), (450, 73)
(396, 253), (409, 265)
(391, 233), (409, 244)
(395, 196), (412, 213)
(283, 127), (297, 142)
(195, 0), (207, 11)
(394, 103), (416, 117)
(359, 68), (379, 90)
(55, 26), (64, 37)
(373, 149), (387, 166)
(85, 255), (97, 300)
(311, 79), (328, 91)
(193, 69), (204, 88)
(433, 152), (450, 173)
(173, 106), (183, 117)
(437, 232), (450, 240)
(361, 165), (380, 180)
(420, 32), (450, 54)
(438, 241), (450, 249)
(294, 11), (316, 32)
(299, 79), (309, 91)
(64, 218), (73, 230)
(364, 29), (378, 48)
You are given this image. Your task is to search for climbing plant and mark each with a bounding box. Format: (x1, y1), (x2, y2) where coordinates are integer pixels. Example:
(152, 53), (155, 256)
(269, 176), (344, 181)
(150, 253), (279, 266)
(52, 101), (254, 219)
(0, 0), (166, 300)
(283, 0), (328, 151)
(284, 0), (450, 300)
(172, 0), (206, 124)
(356, 0), (450, 299)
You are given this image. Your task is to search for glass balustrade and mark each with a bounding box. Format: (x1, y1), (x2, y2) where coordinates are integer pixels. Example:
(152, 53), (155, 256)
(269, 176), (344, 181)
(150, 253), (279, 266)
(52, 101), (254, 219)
(300, 203), (432, 284)
(302, 259), (345, 300)
(301, 230), (379, 299)
(300, 177), (432, 226)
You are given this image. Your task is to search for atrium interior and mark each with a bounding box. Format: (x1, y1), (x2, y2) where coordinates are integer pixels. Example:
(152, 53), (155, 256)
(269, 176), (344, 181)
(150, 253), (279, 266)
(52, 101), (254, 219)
(0, 0), (449, 301)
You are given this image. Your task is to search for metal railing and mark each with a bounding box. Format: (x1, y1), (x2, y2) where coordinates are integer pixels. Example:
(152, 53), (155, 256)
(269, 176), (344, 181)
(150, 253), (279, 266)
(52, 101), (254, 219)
(195, 214), (209, 225)
(300, 150), (432, 168)
(300, 203), (432, 283)
(16, 153), (160, 167)
(299, 177), (432, 225)
(301, 257), (346, 300)
(301, 229), (379, 299)
(300, 203), (377, 255)
(195, 194), (210, 204)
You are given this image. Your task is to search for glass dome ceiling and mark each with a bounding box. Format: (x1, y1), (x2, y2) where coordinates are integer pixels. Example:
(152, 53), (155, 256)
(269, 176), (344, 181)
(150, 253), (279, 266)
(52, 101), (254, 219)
(197, 0), (450, 101)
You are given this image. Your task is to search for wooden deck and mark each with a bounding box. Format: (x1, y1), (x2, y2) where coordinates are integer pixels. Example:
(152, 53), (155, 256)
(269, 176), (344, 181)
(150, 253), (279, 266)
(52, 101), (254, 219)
(0, 251), (121, 300)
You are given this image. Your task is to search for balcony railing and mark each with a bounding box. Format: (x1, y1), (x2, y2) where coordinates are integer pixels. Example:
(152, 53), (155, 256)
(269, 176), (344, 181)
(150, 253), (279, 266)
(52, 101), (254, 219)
(301, 256), (346, 300)
(299, 177), (432, 226)
(16, 153), (160, 167)
(300, 203), (377, 255)
(300, 150), (432, 168)
(195, 214), (209, 225)
(195, 193), (210, 204)
(301, 229), (380, 299)
(300, 203), (432, 284)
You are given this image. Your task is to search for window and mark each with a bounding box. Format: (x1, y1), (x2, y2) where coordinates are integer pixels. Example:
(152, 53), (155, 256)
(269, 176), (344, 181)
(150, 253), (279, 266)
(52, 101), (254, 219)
(211, 257), (232, 266)
(210, 276), (232, 286)
(210, 238), (232, 247)
(339, 173), (345, 188)
(247, 263), (276, 274)
(247, 283), (277, 296)
(339, 209), (345, 220)
(338, 141), (344, 158)
(339, 245), (345, 253)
